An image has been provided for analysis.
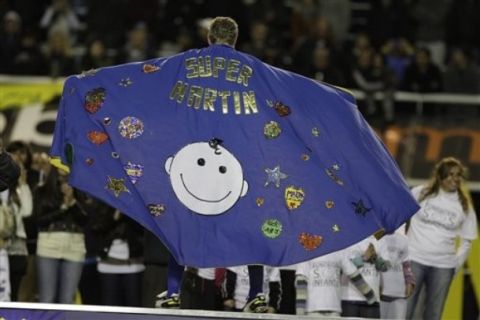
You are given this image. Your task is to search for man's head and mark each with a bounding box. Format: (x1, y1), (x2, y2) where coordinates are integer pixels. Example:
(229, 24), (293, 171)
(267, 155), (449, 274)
(207, 17), (238, 47)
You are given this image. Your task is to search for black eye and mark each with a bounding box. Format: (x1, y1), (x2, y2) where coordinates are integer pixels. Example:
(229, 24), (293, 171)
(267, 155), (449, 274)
(197, 158), (205, 166)
(219, 166), (227, 174)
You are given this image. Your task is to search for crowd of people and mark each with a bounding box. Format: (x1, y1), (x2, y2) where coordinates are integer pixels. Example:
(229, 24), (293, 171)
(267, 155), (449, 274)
(1, 0), (480, 96)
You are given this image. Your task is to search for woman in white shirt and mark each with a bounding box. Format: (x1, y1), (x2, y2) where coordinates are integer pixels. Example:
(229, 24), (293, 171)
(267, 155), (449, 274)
(406, 157), (478, 320)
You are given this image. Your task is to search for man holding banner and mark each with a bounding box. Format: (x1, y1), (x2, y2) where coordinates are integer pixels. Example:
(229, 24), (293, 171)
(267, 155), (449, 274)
(50, 16), (419, 312)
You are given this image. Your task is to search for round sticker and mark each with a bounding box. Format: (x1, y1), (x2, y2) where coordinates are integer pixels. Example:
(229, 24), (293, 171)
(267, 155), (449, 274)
(262, 219), (283, 239)
(118, 116), (144, 139)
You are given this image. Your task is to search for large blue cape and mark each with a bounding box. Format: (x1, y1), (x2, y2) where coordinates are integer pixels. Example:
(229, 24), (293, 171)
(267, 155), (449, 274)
(50, 44), (419, 267)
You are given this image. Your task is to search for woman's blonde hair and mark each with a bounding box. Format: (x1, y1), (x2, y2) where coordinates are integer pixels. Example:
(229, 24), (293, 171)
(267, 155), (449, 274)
(418, 157), (470, 213)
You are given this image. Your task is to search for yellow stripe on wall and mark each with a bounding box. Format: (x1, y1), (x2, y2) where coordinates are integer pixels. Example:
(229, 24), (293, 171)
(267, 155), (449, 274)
(442, 230), (480, 320)
(0, 82), (64, 109)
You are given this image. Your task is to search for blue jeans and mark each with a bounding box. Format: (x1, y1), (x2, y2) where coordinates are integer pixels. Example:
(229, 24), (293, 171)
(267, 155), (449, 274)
(37, 256), (83, 303)
(406, 261), (454, 320)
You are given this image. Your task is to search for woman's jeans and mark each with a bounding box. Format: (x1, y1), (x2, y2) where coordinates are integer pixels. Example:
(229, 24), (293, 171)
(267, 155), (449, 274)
(37, 256), (83, 303)
(406, 261), (454, 320)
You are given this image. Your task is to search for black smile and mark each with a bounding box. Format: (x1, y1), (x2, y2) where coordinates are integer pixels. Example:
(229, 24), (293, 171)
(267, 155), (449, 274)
(180, 173), (231, 203)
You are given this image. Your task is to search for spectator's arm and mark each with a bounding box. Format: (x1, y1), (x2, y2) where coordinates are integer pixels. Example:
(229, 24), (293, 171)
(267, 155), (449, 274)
(348, 270), (377, 304)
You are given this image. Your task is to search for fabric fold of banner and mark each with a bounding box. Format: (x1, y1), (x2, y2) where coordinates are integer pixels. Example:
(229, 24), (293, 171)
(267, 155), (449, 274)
(50, 44), (419, 267)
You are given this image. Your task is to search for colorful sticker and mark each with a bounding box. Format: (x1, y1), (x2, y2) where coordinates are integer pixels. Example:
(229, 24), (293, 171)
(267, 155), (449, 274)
(332, 224), (340, 232)
(352, 200), (371, 217)
(85, 158), (94, 166)
(264, 166), (287, 188)
(325, 200), (334, 209)
(312, 127), (320, 137)
(119, 78), (133, 87)
(299, 232), (323, 251)
(84, 88), (106, 114)
(262, 219), (283, 239)
(105, 176), (130, 197)
(256, 197), (265, 207)
(87, 131), (108, 145)
(285, 186), (305, 210)
(142, 64), (160, 73)
(325, 168), (344, 186)
(118, 116), (144, 139)
(148, 204), (165, 217)
(124, 162), (144, 184)
(267, 100), (291, 117)
(264, 121), (281, 139)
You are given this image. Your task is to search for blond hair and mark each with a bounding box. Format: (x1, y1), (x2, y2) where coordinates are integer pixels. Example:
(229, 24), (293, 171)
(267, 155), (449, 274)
(207, 17), (238, 47)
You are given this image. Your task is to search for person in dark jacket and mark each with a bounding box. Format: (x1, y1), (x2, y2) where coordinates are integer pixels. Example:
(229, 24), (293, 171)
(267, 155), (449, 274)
(0, 141), (20, 192)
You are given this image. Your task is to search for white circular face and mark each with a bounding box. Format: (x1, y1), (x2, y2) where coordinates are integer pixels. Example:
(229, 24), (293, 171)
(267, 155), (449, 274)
(166, 142), (248, 215)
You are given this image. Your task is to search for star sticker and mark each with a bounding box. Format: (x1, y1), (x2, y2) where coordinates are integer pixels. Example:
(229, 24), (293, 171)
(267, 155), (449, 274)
(119, 78), (133, 87)
(105, 176), (130, 197)
(332, 164), (340, 171)
(332, 224), (340, 232)
(352, 200), (371, 217)
(264, 166), (288, 188)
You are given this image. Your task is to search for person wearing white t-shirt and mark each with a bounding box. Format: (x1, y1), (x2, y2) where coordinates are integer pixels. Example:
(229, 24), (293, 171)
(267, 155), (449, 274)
(341, 236), (390, 318)
(224, 265), (281, 313)
(378, 227), (415, 319)
(406, 157), (478, 320)
(295, 248), (376, 317)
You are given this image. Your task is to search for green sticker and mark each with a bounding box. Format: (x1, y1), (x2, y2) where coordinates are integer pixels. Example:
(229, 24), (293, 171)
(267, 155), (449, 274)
(264, 121), (281, 139)
(262, 219), (283, 239)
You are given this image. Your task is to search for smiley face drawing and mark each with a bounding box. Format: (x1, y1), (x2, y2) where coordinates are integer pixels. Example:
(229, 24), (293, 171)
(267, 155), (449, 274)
(165, 139), (248, 215)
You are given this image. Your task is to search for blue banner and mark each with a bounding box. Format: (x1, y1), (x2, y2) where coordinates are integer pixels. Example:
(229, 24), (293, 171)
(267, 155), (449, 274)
(50, 44), (419, 267)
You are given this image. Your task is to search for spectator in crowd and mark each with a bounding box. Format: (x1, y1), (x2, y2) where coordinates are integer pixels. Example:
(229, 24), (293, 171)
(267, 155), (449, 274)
(295, 248), (376, 317)
(410, 0), (449, 68)
(12, 30), (47, 75)
(7, 142), (43, 303)
(241, 20), (280, 66)
(3, 155), (32, 302)
(34, 167), (87, 303)
(351, 49), (395, 123)
(443, 47), (480, 94)
(94, 210), (145, 307)
(80, 38), (114, 70)
(224, 265), (281, 313)
(39, 0), (80, 43)
(0, 11), (22, 74)
(309, 46), (346, 87)
(402, 47), (443, 93)
(116, 22), (156, 64)
(43, 29), (77, 78)
(406, 157), (478, 320)
(381, 37), (415, 86)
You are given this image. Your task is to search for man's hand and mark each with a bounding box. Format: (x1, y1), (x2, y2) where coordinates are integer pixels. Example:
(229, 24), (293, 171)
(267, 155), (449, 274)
(363, 243), (377, 263)
(223, 299), (235, 311)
